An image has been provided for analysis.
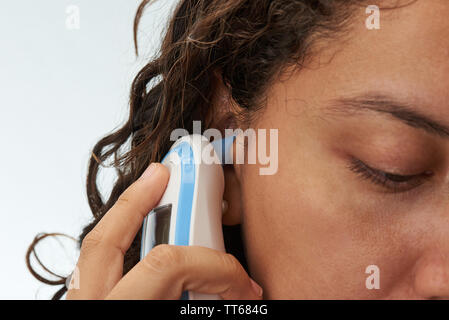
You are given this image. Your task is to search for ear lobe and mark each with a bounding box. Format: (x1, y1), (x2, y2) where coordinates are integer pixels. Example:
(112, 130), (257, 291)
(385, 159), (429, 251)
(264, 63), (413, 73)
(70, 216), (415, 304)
(222, 164), (243, 225)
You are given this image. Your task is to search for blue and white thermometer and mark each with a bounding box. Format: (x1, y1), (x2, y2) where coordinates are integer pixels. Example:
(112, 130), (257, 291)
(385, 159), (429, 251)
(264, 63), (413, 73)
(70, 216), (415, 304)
(140, 134), (235, 300)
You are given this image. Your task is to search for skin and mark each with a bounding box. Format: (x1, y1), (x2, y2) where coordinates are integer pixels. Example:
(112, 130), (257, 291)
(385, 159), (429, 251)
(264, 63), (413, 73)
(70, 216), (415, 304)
(231, 0), (449, 299)
(69, 0), (449, 300)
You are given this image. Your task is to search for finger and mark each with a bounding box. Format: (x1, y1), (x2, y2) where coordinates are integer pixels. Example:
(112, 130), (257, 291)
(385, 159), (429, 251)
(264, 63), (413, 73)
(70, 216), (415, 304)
(67, 163), (170, 299)
(105, 245), (263, 300)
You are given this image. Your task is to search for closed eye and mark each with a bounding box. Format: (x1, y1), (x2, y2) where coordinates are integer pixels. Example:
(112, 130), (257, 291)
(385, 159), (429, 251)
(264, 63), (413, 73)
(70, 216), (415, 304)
(347, 157), (433, 193)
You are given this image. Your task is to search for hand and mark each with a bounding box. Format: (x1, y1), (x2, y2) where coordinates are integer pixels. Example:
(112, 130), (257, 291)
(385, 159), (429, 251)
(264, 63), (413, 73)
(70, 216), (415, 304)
(67, 163), (264, 300)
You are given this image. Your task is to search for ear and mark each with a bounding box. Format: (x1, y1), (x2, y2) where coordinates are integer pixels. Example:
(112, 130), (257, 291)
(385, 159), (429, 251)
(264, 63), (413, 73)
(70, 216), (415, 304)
(222, 163), (243, 225)
(208, 69), (244, 225)
(222, 133), (246, 225)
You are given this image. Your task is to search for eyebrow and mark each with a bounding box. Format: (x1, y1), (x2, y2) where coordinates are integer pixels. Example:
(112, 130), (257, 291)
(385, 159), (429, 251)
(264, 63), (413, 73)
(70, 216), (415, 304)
(327, 93), (449, 139)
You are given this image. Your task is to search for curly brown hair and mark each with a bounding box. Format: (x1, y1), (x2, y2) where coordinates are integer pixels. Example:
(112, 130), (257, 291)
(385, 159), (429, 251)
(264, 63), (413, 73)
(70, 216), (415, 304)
(27, 0), (378, 299)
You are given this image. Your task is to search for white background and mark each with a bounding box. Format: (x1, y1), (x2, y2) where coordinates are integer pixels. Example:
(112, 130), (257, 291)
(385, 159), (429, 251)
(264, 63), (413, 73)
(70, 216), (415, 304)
(0, 0), (176, 299)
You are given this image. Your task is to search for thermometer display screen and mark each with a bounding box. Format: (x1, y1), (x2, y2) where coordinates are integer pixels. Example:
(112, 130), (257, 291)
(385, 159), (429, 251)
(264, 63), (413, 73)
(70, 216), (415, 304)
(149, 204), (172, 246)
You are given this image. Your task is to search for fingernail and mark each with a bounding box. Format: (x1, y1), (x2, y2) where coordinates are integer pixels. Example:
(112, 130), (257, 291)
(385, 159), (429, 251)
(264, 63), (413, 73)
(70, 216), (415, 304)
(250, 278), (263, 297)
(140, 163), (158, 180)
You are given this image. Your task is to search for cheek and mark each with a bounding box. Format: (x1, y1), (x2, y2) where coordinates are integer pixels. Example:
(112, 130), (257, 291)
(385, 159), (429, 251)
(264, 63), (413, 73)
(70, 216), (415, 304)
(239, 133), (420, 298)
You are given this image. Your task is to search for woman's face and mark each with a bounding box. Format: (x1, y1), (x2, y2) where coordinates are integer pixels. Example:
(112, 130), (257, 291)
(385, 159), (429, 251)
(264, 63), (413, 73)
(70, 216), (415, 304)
(238, 1), (449, 299)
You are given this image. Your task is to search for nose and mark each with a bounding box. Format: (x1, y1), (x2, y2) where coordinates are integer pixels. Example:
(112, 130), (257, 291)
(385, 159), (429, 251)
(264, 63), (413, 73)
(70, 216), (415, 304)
(413, 250), (449, 299)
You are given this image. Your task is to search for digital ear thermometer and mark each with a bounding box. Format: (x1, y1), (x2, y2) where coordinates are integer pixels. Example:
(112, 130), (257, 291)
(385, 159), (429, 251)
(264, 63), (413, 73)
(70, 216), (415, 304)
(140, 134), (235, 300)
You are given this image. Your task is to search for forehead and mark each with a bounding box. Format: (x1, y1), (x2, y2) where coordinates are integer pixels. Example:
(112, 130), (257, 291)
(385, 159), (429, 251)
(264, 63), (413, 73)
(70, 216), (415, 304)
(278, 1), (449, 123)
(358, 0), (449, 74)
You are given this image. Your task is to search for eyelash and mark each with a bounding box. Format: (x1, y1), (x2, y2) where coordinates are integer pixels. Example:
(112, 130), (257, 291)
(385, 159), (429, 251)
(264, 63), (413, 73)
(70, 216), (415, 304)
(347, 157), (433, 193)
